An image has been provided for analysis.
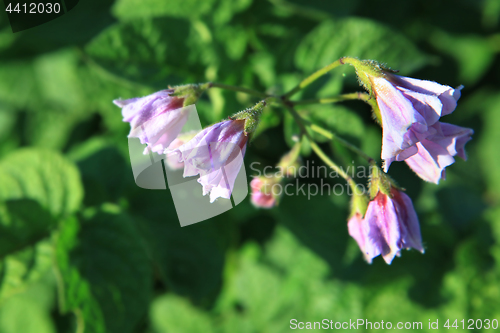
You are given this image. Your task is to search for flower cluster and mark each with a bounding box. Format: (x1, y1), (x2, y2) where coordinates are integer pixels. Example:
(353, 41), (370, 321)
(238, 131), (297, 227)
(114, 86), (264, 203)
(115, 57), (474, 265)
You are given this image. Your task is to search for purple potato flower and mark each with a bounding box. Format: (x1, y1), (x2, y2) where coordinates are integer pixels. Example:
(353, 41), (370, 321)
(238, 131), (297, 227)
(404, 122), (473, 183)
(114, 89), (187, 154)
(349, 188), (424, 264)
(164, 131), (199, 170)
(174, 120), (248, 203)
(370, 73), (472, 182)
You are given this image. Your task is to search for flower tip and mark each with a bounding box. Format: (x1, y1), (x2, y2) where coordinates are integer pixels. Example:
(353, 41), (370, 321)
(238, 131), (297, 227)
(363, 253), (373, 264)
(113, 99), (126, 107)
(382, 252), (396, 265)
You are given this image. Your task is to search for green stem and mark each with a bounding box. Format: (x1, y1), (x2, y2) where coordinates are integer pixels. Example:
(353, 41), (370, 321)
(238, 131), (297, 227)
(284, 105), (357, 190)
(283, 59), (343, 98)
(308, 123), (375, 163)
(292, 92), (370, 106)
(209, 82), (270, 99)
(309, 140), (357, 189)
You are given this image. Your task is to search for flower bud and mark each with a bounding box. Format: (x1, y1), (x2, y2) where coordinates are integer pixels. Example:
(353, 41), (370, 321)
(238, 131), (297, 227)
(250, 176), (280, 208)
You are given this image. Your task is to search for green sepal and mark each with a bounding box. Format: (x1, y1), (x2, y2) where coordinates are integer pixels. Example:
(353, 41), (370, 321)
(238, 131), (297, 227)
(368, 165), (393, 200)
(349, 192), (369, 219)
(169, 83), (211, 107)
(341, 57), (397, 97)
(230, 100), (267, 135)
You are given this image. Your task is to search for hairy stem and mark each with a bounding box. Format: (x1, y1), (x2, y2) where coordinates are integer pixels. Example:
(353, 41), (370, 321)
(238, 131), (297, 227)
(283, 59), (343, 98)
(292, 92), (370, 106)
(209, 82), (270, 99)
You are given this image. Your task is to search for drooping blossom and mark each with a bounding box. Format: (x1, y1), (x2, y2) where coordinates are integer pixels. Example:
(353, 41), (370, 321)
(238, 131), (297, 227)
(164, 131), (199, 170)
(114, 89), (187, 154)
(404, 122), (473, 183)
(250, 176), (279, 208)
(368, 73), (460, 165)
(350, 188), (424, 264)
(175, 120), (248, 203)
(367, 188), (423, 264)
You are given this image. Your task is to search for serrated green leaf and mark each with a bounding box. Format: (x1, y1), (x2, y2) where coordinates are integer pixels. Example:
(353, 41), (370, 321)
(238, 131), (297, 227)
(0, 149), (83, 218)
(55, 207), (152, 333)
(84, 19), (204, 84)
(295, 18), (430, 74)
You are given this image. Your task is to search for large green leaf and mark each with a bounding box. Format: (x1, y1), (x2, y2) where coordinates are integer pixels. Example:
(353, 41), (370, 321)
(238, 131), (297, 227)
(295, 18), (430, 74)
(0, 149), (83, 218)
(112, 0), (218, 20)
(0, 150), (83, 297)
(84, 18), (206, 84)
(112, 0), (252, 25)
(54, 206), (152, 333)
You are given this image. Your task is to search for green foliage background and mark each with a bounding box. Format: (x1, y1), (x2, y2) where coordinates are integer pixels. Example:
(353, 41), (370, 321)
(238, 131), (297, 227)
(0, 0), (499, 332)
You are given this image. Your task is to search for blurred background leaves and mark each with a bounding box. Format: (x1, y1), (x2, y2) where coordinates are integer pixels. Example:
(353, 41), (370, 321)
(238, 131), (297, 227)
(0, 0), (499, 332)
